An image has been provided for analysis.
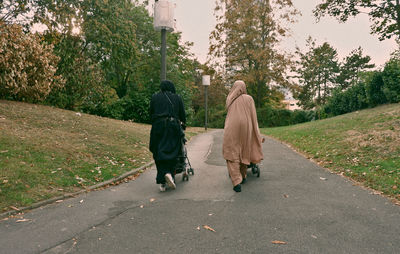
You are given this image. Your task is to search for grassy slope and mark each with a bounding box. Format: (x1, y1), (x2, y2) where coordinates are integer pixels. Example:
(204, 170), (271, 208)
(0, 100), (203, 212)
(261, 103), (400, 202)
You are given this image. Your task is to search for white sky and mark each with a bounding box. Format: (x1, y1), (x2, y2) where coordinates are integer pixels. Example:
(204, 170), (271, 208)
(167, 0), (397, 68)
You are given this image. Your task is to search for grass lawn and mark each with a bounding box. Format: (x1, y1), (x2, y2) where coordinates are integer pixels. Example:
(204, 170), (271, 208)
(0, 100), (204, 212)
(261, 103), (400, 202)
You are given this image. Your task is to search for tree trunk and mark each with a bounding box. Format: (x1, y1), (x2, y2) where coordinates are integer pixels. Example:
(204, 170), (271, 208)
(257, 80), (263, 108)
(396, 0), (400, 40)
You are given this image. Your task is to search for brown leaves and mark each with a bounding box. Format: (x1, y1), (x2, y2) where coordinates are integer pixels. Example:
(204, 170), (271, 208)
(0, 22), (64, 102)
(9, 206), (20, 211)
(202, 225), (216, 232)
(16, 218), (31, 223)
(271, 240), (287, 245)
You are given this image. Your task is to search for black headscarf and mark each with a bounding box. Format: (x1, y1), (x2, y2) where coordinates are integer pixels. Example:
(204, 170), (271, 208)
(160, 80), (176, 94)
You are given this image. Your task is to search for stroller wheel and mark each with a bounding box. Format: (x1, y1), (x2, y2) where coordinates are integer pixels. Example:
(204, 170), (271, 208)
(251, 164), (258, 175)
(189, 168), (194, 175)
(182, 173), (189, 181)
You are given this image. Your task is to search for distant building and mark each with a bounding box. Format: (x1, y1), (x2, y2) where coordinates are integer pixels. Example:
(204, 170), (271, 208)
(282, 99), (301, 111)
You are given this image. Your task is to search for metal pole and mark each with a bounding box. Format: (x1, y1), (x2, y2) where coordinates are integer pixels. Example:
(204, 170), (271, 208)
(161, 28), (167, 81)
(205, 85), (208, 131)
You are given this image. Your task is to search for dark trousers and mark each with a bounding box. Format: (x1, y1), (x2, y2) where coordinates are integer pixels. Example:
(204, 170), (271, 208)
(155, 160), (176, 184)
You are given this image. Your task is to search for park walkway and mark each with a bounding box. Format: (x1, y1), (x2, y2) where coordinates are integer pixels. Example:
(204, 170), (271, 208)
(0, 130), (399, 253)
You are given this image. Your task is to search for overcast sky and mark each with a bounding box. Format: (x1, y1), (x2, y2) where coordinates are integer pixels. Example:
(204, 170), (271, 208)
(166, 0), (397, 68)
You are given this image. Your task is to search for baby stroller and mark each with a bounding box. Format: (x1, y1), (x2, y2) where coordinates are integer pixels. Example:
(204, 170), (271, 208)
(248, 163), (260, 177)
(174, 137), (194, 181)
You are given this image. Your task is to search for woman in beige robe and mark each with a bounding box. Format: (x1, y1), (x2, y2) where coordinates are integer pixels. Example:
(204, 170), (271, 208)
(223, 80), (264, 192)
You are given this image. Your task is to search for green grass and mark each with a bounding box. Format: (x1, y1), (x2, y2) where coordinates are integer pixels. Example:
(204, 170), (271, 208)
(261, 103), (400, 202)
(0, 100), (204, 212)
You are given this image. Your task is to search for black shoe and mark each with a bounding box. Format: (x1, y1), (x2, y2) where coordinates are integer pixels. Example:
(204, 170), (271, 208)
(241, 178), (246, 184)
(233, 184), (241, 192)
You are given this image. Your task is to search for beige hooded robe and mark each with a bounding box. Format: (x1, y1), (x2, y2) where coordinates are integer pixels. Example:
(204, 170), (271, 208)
(223, 80), (263, 164)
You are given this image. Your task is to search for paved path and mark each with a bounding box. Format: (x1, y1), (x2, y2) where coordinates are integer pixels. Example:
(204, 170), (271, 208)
(0, 130), (399, 253)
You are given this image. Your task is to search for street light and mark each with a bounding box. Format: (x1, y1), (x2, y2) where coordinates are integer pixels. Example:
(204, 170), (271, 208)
(202, 75), (210, 131)
(154, 0), (174, 81)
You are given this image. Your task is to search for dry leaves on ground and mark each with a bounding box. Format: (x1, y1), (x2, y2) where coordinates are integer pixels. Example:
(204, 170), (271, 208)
(271, 240), (287, 245)
(16, 218), (31, 223)
(203, 225), (216, 232)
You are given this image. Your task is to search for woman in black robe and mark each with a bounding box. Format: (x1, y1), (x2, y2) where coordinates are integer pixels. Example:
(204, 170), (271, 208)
(149, 80), (186, 191)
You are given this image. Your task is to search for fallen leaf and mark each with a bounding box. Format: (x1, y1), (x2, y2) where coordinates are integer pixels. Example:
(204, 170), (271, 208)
(79, 200), (84, 204)
(271, 240), (287, 245)
(10, 206), (20, 211)
(140, 205), (144, 208)
(283, 194), (289, 198)
(203, 225), (216, 232)
(16, 219), (31, 223)
(55, 200), (63, 203)
(370, 190), (383, 195)
(3, 180), (9, 184)
(208, 213), (213, 216)
(311, 235), (317, 239)
(196, 226), (200, 231)
(393, 185), (398, 190)
(150, 198), (155, 202)
(319, 177), (327, 181)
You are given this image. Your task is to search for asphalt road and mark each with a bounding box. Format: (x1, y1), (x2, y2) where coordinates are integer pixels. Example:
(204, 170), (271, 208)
(0, 130), (399, 254)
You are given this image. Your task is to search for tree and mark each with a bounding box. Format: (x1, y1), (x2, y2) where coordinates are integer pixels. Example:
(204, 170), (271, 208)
(0, 0), (30, 23)
(0, 0), (200, 124)
(209, 0), (299, 108)
(382, 56), (400, 102)
(337, 47), (375, 90)
(1, 0), (81, 34)
(0, 22), (64, 102)
(45, 33), (108, 110)
(314, 0), (400, 41)
(294, 38), (340, 109)
(81, 0), (140, 99)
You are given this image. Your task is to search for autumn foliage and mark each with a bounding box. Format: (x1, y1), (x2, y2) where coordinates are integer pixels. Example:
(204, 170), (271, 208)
(0, 22), (63, 102)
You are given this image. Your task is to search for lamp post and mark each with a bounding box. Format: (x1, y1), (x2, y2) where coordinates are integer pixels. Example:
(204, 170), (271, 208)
(154, 0), (174, 81)
(202, 75), (210, 131)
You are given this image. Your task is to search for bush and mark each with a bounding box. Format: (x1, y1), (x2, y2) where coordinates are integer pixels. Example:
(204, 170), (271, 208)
(323, 82), (369, 117)
(382, 58), (400, 103)
(190, 105), (226, 128)
(365, 72), (387, 107)
(257, 106), (314, 127)
(290, 110), (315, 124)
(190, 104), (315, 128)
(0, 22), (63, 102)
